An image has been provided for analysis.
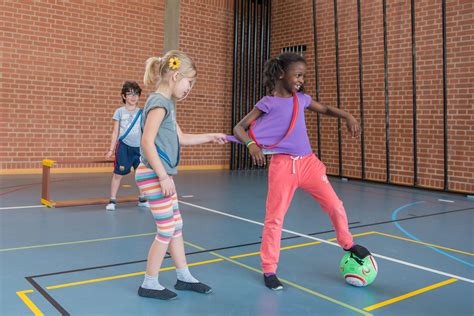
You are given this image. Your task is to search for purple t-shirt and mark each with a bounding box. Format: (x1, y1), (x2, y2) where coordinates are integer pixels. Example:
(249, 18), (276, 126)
(251, 92), (313, 156)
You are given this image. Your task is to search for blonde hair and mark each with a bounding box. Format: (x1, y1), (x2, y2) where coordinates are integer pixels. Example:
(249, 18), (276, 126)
(143, 50), (197, 88)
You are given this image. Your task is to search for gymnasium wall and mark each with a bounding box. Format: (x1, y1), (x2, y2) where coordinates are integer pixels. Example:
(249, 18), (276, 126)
(0, 0), (234, 172)
(1, 0), (166, 170)
(1, 0), (472, 193)
(271, 0), (473, 193)
(176, 0), (234, 168)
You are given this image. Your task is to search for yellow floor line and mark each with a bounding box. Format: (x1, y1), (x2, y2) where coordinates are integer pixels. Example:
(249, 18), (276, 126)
(229, 231), (375, 259)
(16, 290), (43, 316)
(373, 232), (474, 256)
(230, 251), (260, 259)
(280, 241), (322, 250)
(46, 258), (224, 290)
(184, 241), (372, 316)
(364, 278), (458, 311)
(41, 234), (359, 290)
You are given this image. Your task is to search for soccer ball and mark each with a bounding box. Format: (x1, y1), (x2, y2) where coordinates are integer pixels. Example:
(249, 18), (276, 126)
(340, 252), (378, 287)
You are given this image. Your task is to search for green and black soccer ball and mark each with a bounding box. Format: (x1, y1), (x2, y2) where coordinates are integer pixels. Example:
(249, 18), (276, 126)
(340, 252), (378, 287)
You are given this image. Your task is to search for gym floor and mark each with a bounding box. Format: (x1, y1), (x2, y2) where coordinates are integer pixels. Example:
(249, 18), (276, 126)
(1, 170), (473, 315)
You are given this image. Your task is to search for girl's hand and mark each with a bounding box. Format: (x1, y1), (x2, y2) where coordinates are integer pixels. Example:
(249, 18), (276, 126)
(105, 150), (114, 159)
(248, 143), (266, 166)
(210, 133), (228, 145)
(159, 176), (176, 197)
(345, 116), (360, 139)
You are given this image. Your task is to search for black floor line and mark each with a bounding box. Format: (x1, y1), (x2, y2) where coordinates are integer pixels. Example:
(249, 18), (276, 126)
(25, 277), (70, 316)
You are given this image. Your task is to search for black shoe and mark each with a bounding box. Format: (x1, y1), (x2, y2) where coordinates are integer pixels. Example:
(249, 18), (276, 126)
(138, 286), (177, 300)
(263, 274), (283, 290)
(346, 244), (371, 259)
(174, 280), (213, 294)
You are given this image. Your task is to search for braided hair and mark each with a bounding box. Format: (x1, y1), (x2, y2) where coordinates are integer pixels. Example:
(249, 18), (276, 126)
(263, 52), (306, 95)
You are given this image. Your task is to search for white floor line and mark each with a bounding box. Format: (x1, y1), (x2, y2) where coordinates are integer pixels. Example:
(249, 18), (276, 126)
(179, 200), (474, 284)
(438, 199), (454, 203)
(0, 205), (45, 210)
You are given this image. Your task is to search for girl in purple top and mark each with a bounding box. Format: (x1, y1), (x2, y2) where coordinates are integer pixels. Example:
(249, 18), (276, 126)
(233, 52), (371, 290)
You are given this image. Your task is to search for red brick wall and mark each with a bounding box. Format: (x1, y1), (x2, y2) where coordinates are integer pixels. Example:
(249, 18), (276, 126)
(446, 0), (474, 193)
(178, 0), (234, 167)
(0, 0), (233, 171)
(1, 0), (165, 169)
(1, 0), (472, 193)
(271, 0), (473, 193)
(387, 0), (414, 185)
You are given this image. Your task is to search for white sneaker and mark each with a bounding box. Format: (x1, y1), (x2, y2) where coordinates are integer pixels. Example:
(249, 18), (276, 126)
(106, 202), (116, 211)
(138, 200), (150, 208)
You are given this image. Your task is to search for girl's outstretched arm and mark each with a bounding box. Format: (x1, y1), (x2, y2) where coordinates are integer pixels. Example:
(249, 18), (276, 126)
(233, 107), (266, 166)
(308, 99), (360, 139)
(176, 124), (227, 146)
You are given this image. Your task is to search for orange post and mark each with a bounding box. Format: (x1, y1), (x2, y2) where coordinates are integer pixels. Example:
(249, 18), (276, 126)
(41, 159), (55, 207)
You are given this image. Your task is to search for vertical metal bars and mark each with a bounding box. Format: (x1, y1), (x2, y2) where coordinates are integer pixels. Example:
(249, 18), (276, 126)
(231, 0), (271, 170)
(333, 0), (343, 176)
(382, 0), (390, 182)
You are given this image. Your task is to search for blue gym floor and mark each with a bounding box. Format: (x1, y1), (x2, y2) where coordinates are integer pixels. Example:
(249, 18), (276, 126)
(1, 170), (473, 315)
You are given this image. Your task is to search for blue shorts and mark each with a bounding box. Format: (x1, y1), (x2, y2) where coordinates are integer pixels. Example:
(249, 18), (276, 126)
(114, 140), (140, 175)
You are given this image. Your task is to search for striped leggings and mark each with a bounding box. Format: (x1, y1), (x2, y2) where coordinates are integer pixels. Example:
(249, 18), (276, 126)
(135, 163), (183, 244)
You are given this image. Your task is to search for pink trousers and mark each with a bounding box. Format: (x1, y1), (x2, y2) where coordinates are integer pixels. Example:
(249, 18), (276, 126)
(260, 154), (354, 273)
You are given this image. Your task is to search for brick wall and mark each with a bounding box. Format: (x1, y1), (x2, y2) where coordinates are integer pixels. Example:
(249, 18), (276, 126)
(177, 0), (234, 167)
(1, 0), (472, 193)
(0, 0), (233, 171)
(271, 0), (473, 193)
(446, 0), (473, 193)
(1, 0), (165, 169)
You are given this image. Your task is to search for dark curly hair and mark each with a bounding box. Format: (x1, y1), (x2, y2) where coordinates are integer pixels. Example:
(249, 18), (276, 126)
(263, 52), (306, 95)
(121, 81), (142, 103)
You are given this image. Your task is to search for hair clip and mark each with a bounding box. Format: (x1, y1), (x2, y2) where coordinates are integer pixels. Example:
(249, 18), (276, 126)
(168, 57), (181, 70)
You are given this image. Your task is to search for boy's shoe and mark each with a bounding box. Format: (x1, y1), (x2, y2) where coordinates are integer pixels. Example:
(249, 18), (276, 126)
(263, 274), (283, 291)
(137, 200), (150, 208)
(105, 200), (116, 211)
(174, 280), (213, 294)
(138, 286), (177, 300)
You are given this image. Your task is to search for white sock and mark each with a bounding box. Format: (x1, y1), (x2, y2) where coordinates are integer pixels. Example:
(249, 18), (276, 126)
(176, 267), (199, 283)
(142, 274), (165, 290)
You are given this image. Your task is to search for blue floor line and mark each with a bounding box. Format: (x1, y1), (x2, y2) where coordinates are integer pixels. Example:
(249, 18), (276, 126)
(392, 201), (474, 268)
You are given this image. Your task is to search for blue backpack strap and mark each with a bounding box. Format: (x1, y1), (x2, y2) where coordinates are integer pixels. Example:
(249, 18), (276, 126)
(156, 139), (180, 168)
(119, 109), (143, 141)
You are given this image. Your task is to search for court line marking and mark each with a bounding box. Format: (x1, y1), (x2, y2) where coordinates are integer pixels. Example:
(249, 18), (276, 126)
(16, 258), (225, 316)
(17, 239), (373, 315)
(179, 200), (474, 284)
(17, 230), (466, 315)
(3, 207), (471, 254)
(0, 205), (45, 210)
(16, 290), (43, 316)
(30, 233), (374, 290)
(363, 278), (458, 311)
(392, 201), (474, 267)
(438, 199), (454, 203)
(230, 232), (376, 258)
(0, 233), (156, 252)
(46, 258), (224, 290)
(184, 241), (372, 316)
(373, 232), (473, 256)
